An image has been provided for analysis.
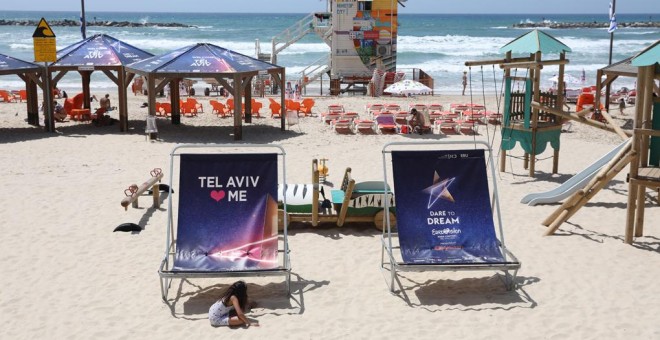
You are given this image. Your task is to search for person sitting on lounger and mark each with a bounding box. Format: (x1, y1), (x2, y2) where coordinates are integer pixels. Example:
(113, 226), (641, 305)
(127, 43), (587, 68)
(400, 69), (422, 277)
(99, 94), (116, 112)
(209, 281), (259, 328)
(409, 108), (424, 134)
(53, 101), (67, 122)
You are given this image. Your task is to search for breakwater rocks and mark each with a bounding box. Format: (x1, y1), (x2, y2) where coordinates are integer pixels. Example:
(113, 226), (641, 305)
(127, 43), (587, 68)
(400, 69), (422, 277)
(0, 19), (195, 28)
(513, 21), (660, 29)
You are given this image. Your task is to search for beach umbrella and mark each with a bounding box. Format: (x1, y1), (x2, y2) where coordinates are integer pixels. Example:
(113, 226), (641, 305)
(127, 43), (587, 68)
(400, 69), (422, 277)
(384, 79), (432, 96)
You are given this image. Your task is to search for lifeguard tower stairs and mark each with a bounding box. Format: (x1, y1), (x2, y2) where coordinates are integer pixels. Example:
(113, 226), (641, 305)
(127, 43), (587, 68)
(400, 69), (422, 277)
(255, 12), (333, 88)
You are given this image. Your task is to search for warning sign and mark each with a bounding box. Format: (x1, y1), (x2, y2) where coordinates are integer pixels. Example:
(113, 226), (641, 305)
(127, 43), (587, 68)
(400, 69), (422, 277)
(33, 18), (56, 62)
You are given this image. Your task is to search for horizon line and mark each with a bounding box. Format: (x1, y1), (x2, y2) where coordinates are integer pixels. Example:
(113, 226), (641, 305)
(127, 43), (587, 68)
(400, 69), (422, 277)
(3, 10), (659, 15)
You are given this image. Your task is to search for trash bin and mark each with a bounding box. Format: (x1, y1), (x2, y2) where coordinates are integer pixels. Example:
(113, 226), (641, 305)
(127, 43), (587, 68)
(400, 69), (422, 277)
(145, 115), (158, 141)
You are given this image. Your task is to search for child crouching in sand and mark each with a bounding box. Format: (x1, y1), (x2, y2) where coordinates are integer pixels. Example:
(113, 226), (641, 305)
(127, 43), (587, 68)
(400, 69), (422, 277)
(209, 281), (259, 328)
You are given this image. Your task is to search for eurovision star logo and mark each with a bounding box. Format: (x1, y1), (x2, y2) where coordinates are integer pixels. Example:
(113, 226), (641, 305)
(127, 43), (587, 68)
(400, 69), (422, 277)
(423, 171), (456, 208)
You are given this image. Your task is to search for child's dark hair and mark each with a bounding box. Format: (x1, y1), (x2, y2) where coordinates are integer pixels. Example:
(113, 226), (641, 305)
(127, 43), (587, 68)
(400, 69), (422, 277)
(222, 281), (248, 310)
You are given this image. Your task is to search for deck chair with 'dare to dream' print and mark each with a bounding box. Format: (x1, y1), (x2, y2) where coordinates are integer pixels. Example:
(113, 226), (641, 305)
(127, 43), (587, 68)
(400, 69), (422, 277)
(158, 144), (292, 301)
(380, 141), (520, 294)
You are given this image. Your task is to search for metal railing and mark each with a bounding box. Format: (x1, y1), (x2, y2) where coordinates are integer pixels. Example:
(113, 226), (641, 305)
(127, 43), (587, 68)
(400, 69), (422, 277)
(299, 54), (332, 88)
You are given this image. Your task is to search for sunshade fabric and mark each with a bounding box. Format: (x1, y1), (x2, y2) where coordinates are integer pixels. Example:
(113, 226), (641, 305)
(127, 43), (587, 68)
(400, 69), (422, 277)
(499, 29), (572, 55)
(53, 34), (153, 67)
(127, 43), (280, 74)
(631, 40), (660, 67)
(0, 53), (41, 73)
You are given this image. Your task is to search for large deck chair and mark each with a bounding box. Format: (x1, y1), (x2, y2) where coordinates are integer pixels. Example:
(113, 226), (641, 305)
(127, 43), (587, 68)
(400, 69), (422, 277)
(380, 141), (520, 293)
(158, 144), (291, 301)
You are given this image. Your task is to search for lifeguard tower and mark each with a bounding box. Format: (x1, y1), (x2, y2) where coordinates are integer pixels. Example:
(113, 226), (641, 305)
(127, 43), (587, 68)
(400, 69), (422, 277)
(466, 30), (571, 177)
(327, 0), (400, 95)
(257, 0), (432, 96)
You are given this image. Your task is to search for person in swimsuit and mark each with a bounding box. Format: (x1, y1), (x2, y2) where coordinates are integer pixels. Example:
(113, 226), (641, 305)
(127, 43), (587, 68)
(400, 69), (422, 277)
(209, 281), (258, 328)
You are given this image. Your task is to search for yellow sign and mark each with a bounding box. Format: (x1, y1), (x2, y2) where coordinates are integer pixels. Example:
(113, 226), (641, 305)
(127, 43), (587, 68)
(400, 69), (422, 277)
(32, 18), (56, 62)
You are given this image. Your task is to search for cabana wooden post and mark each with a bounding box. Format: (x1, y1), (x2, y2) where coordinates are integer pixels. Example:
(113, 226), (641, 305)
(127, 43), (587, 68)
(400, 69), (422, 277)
(0, 53), (51, 130)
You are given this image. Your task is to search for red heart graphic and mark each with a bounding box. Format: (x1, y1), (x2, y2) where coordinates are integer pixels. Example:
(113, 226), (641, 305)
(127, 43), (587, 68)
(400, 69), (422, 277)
(210, 190), (226, 202)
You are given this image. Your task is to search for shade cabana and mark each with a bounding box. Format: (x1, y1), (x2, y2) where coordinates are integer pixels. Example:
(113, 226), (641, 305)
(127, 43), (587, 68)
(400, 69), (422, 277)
(49, 34), (153, 131)
(125, 43), (286, 140)
(0, 53), (50, 129)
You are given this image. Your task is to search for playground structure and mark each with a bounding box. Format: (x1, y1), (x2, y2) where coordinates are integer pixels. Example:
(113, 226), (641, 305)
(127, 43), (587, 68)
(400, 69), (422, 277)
(279, 159), (396, 230)
(465, 29), (570, 177)
(540, 40), (659, 244)
(521, 140), (629, 206)
(120, 168), (164, 211)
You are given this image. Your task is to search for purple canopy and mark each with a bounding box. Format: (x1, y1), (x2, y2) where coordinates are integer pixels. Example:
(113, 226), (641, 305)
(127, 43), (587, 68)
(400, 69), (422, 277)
(52, 34), (153, 67)
(127, 43), (280, 75)
(0, 53), (41, 75)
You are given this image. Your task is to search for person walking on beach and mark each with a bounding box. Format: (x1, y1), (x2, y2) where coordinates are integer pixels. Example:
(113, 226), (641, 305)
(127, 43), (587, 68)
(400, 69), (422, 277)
(462, 71), (468, 96)
(209, 281), (259, 328)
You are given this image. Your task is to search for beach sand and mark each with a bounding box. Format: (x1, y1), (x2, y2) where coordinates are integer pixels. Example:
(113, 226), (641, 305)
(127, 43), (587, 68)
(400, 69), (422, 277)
(1, 91), (658, 339)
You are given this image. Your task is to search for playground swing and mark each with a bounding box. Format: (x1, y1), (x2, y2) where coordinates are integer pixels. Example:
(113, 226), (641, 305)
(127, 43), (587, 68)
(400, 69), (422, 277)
(465, 66), (489, 142)
(466, 29), (572, 177)
(465, 65), (507, 159)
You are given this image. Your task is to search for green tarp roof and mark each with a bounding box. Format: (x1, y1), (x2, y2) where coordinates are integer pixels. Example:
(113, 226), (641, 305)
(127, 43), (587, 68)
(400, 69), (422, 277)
(499, 29), (572, 55)
(631, 40), (660, 67)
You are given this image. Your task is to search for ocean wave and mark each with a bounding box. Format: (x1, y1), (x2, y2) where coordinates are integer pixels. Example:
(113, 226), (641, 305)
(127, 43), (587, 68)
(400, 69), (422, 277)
(9, 43), (33, 50)
(618, 30), (659, 35)
(559, 36), (653, 55)
(397, 35), (510, 57)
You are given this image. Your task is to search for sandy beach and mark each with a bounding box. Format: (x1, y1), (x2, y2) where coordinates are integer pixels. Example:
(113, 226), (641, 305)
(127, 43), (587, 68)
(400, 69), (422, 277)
(1, 90), (659, 339)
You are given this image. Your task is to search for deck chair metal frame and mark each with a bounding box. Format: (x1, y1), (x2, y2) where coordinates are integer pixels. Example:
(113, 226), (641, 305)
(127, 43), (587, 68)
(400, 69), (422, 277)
(380, 140), (520, 293)
(158, 144), (291, 301)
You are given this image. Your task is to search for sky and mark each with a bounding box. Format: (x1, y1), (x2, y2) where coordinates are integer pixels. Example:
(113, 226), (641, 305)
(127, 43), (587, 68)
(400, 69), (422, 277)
(6, 0), (660, 14)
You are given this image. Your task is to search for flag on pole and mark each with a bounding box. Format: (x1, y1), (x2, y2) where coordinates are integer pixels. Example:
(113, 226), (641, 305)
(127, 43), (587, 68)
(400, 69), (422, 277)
(608, 1), (618, 33)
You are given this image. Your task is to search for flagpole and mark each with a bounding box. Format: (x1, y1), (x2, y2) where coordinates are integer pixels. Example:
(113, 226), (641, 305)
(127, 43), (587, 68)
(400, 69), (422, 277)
(80, 0), (87, 39)
(608, 0), (616, 65)
(605, 0), (616, 111)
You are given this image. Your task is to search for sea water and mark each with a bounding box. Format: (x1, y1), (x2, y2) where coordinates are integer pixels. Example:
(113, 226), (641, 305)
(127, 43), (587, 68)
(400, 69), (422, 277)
(0, 11), (657, 94)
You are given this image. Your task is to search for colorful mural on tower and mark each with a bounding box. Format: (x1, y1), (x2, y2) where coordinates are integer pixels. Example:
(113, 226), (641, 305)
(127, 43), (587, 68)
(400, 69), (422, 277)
(331, 0), (398, 78)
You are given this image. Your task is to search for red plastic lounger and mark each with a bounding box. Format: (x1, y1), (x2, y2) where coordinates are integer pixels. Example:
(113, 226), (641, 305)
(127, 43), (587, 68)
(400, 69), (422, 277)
(376, 114), (398, 134)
